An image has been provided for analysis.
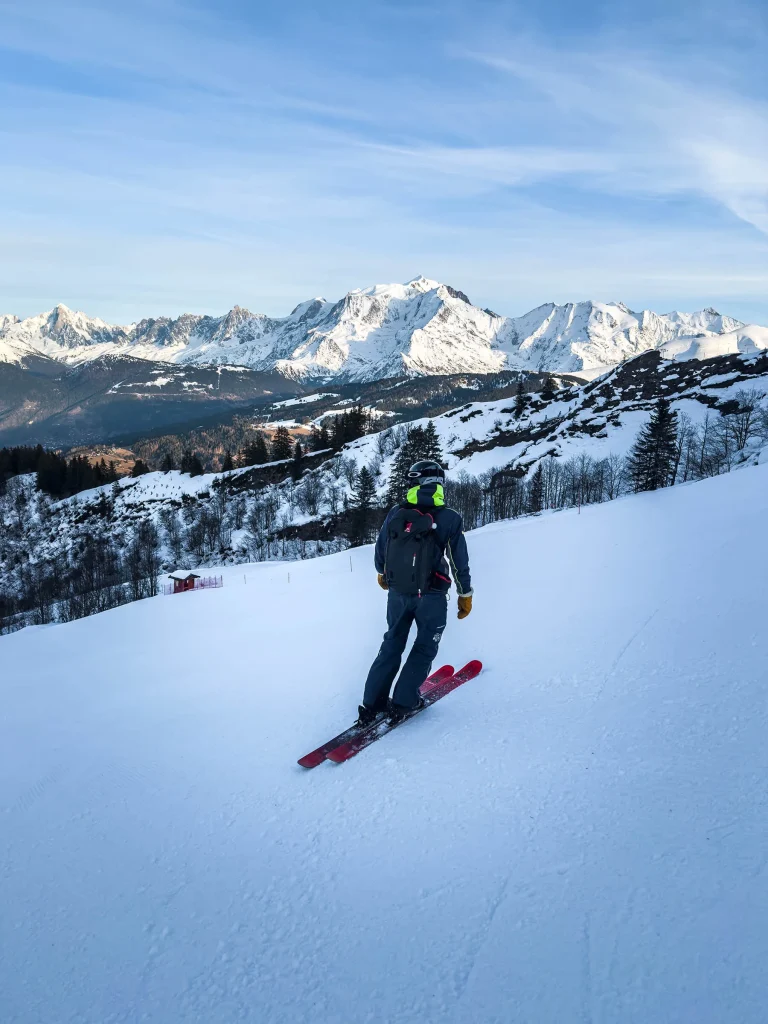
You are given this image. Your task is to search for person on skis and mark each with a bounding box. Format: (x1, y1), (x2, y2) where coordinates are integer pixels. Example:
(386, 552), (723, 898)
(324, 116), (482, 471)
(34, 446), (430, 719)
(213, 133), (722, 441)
(356, 460), (473, 727)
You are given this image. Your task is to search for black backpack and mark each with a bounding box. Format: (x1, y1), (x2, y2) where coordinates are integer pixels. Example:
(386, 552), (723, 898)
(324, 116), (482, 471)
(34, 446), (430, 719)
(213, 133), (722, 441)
(384, 507), (438, 596)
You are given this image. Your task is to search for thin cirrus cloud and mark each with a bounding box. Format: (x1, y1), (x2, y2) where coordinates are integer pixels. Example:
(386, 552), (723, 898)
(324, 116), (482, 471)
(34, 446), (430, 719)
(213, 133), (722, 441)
(1, 0), (767, 322)
(465, 48), (768, 235)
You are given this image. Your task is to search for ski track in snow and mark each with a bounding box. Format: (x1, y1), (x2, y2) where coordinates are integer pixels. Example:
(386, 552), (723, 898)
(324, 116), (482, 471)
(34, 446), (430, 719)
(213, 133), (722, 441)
(453, 872), (513, 1003)
(594, 607), (659, 705)
(3, 465), (768, 1022)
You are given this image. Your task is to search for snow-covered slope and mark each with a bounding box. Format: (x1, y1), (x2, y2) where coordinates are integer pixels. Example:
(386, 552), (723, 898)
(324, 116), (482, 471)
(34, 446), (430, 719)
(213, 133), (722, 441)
(0, 305), (130, 362)
(324, 347), (768, 486)
(661, 322), (768, 362)
(509, 301), (747, 376)
(1, 280), (760, 380)
(3, 465), (768, 1023)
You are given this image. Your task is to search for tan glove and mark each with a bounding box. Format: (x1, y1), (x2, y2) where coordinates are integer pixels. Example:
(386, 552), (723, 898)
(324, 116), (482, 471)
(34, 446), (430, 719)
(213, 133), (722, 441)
(457, 594), (473, 619)
(377, 573), (388, 591)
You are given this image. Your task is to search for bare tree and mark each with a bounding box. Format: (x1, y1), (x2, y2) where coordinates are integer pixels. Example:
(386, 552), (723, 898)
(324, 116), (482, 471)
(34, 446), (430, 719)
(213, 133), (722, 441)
(135, 520), (161, 596)
(296, 473), (325, 516)
(229, 495), (247, 531)
(673, 413), (699, 483)
(376, 428), (397, 458)
(326, 482), (342, 515)
(342, 457), (359, 487)
(697, 411), (717, 479)
(728, 389), (765, 451)
(446, 471), (484, 529)
(601, 453), (627, 500)
(159, 506), (183, 562)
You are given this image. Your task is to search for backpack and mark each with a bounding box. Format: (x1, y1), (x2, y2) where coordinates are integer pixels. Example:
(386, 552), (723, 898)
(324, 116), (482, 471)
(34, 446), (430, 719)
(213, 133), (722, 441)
(384, 507), (438, 596)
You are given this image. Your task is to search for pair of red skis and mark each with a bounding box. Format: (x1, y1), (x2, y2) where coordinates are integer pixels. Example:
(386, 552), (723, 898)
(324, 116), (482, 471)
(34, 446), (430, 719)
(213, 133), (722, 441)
(297, 660), (482, 768)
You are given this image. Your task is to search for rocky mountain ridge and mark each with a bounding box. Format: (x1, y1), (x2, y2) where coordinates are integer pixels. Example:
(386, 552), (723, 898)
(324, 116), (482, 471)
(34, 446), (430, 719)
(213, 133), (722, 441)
(3, 277), (766, 381)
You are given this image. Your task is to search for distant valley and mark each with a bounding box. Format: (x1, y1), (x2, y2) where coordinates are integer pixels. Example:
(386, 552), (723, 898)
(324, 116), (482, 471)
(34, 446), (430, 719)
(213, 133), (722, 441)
(0, 356), (302, 449)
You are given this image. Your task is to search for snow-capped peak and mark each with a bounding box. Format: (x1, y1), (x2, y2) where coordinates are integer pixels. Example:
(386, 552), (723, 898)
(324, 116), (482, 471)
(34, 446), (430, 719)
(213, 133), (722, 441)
(0, 280), (763, 379)
(405, 275), (441, 292)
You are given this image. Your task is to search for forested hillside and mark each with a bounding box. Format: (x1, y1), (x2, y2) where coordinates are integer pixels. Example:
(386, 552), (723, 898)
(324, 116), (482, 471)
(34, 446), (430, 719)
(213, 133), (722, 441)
(2, 348), (767, 634)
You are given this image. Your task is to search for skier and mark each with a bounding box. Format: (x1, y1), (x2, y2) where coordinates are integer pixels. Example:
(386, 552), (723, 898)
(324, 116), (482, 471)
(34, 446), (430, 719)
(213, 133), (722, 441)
(357, 460), (473, 726)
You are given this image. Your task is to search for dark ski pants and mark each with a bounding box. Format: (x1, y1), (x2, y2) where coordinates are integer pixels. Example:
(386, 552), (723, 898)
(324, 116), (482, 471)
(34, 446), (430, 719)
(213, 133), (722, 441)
(363, 590), (448, 710)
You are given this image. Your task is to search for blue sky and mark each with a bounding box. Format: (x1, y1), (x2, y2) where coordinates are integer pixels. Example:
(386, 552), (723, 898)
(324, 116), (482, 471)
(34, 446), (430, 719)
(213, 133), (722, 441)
(2, 0), (768, 323)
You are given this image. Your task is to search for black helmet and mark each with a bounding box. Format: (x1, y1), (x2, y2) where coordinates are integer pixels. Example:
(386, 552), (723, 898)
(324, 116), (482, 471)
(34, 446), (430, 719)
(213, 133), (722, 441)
(408, 460), (445, 485)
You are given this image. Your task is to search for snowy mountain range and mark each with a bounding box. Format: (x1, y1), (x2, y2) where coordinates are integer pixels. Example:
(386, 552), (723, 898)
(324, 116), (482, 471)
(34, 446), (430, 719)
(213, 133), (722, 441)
(3, 277), (767, 380)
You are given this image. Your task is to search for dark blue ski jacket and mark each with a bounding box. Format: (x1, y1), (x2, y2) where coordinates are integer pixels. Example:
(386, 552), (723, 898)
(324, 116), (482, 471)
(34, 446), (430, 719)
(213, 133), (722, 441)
(374, 503), (473, 596)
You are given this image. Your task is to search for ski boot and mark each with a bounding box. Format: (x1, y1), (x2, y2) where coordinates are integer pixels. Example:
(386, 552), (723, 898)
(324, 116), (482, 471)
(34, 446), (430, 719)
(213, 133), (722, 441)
(388, 696), (425, 725)
(355, 702), (386, 728)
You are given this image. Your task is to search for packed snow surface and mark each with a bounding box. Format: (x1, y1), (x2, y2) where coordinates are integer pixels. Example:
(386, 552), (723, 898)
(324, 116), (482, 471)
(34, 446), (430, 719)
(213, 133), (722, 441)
(3, 466), (768, 1023)
(271, 392), (340, 408)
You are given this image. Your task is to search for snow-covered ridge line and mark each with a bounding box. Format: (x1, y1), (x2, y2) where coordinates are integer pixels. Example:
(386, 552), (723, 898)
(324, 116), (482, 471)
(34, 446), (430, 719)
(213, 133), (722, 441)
(2, 276), (764, 380)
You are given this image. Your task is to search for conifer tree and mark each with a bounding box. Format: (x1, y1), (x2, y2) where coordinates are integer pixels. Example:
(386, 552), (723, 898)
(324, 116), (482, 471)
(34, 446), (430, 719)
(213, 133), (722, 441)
(526, 462), (544, 513)
(386, 440), (415, 507)
(421, 420), (443, 463)
(160, 453), (175, 473)
(241, 433), (269, 467)
(36, 451), (68, 496)
(317, 424), (331, 451)
(329, 404), (371, 449)
(406, 424), (425, 455)
(346, 404), (367, 442)
(540, 375), (557, 402)
(627, 398), (679, 492)
(383, 422), (446, 506)
(514, 379), (528, 419)
(131, 459), (150, 478)
(271, 426), (293, 462)
(95, 491), (112, 519)
(221, 451), (234, 472)
(307, 424), (331, 452)
(291, 441), (304, 481)
(349, 465), (377, 545)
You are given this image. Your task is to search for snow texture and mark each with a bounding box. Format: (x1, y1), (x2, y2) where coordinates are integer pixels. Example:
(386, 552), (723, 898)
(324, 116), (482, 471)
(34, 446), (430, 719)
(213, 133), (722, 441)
(2, 464), (768, 1023)
(1, 280), (761, 380)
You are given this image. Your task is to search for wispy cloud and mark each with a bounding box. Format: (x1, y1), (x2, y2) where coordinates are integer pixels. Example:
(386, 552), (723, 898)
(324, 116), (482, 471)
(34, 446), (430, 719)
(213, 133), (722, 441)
(1, 0), (768, 322)
(463, 47), (768, 235)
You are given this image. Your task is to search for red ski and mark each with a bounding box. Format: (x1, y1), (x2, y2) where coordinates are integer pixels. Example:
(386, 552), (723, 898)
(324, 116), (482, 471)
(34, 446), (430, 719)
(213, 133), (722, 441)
(297, 664), (454, 768)
(327, 659), (482, 764)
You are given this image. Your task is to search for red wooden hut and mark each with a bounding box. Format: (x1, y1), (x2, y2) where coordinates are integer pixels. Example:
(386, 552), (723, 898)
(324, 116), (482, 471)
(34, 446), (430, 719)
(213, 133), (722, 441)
(168, 573), (200, 594)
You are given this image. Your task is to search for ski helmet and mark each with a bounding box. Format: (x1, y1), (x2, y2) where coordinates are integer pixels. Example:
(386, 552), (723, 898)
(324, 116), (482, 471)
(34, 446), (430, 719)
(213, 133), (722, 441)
(407, 460), (445, 485)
